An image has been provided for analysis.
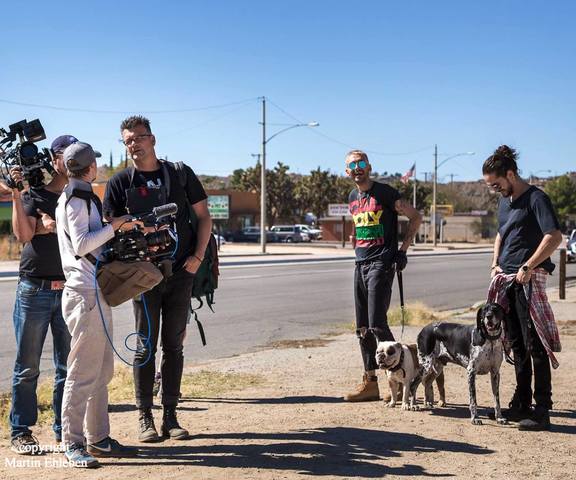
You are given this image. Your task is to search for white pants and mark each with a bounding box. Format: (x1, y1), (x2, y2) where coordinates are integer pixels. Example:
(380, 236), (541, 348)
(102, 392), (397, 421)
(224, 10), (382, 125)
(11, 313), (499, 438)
(61, 287), (114, 446)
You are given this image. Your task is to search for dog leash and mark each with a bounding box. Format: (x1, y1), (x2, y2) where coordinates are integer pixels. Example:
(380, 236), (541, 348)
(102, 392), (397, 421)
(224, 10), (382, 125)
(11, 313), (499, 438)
(397, 269), (406, 340)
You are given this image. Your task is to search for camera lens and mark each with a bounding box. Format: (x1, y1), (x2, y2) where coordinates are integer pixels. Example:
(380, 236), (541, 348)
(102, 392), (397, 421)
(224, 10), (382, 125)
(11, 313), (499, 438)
(19, 142), (38, 162)
(145, 229), (171, 247)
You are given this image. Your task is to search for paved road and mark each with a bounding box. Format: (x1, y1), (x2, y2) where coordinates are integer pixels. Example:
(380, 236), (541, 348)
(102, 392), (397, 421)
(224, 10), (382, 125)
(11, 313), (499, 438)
(0, 251), (573, 389)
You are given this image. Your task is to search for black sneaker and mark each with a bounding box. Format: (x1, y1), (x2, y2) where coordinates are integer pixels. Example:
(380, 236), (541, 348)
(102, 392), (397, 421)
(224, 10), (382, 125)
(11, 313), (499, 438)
(87, 437), (138, 457)
(138, 408), (161, 443)
(518, 407), (551, 431)
(161, 406), (189, 440)
(10, 434), (42, 455)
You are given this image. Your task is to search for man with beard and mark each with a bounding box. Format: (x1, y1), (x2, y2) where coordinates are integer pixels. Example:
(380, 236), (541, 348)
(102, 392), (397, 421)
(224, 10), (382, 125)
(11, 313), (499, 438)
(343, 150), (421, 402)
(483, 145), (562, 431)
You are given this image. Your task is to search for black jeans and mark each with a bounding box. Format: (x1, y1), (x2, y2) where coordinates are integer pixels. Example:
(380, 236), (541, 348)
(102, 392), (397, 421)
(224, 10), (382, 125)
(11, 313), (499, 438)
(354, 260), (395, 371)
(133, 268), (195, 409)
(506, 282), (552, 410)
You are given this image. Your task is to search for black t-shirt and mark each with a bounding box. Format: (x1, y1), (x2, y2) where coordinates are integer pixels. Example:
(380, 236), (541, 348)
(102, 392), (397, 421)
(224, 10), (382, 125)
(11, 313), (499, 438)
(103, 162), (208, 270)
(349, 181), (400, 264)
(19, 187), (65, 280)
(497, 186), (560, 274)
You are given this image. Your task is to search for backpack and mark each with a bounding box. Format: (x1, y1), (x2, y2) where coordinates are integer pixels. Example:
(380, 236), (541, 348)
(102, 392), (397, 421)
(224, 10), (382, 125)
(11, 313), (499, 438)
(173, 161), (219, 345)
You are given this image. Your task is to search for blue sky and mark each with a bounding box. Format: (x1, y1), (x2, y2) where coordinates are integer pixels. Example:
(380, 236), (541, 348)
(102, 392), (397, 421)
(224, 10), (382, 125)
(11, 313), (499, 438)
(1, 1), (574, 181)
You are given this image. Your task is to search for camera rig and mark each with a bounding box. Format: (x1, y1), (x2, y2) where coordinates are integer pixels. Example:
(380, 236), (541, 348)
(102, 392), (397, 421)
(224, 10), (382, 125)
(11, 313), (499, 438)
(105, 203), (179, 263)
(0, 119), (56, 190)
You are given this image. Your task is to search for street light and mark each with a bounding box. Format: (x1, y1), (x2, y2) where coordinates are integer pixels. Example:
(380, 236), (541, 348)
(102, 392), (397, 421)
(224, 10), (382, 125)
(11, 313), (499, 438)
(259, 97), (319, 253)
(432, 145), (475, 246)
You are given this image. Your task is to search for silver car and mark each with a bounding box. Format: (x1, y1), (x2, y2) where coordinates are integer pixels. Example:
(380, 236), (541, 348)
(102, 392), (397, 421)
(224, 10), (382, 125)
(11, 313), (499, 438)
(270, 225), (311, 243)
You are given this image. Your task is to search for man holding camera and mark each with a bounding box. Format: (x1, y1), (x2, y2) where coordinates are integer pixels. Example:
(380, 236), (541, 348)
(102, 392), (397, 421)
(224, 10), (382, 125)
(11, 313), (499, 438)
(103, 116), (212, 442)
(56, 141), (138, 467)
(8, 135), (76, 454)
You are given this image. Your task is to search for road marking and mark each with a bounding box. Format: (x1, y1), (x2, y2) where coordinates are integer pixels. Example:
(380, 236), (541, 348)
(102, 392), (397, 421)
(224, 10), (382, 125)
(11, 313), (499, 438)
(223, 268), (351, 281)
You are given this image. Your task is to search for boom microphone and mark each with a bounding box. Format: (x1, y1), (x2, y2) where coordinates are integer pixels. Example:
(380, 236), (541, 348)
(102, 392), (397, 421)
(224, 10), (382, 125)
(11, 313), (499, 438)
(152, 203), (178, 220)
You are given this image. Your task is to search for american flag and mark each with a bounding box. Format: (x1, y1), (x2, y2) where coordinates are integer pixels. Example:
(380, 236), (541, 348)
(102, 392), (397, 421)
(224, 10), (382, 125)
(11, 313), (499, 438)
(401, 163), (415, 184)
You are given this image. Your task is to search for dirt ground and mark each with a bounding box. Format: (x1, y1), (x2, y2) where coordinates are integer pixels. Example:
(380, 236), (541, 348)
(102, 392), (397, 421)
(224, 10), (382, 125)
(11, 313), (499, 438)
(1, 312), (575, 479)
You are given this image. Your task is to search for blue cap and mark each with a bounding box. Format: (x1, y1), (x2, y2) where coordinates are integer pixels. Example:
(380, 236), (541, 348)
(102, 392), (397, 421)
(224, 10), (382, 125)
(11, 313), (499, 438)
(51, 135), (78, 154)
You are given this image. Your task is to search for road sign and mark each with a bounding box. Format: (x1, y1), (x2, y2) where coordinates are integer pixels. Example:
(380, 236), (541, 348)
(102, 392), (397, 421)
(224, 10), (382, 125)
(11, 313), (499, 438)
(208, 195), (230, 220)
(328, 204), (350, 217)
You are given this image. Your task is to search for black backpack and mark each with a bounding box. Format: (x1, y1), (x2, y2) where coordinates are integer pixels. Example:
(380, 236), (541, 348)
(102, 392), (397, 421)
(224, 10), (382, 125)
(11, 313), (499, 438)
(173, 161), (219, 345)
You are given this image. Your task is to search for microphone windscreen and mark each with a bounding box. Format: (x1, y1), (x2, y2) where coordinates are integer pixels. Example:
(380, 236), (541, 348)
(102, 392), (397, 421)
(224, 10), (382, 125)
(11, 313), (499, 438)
(152, 203), (178, 220)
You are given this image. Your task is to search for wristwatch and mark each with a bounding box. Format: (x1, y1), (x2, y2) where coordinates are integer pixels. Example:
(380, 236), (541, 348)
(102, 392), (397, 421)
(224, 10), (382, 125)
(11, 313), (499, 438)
(521, 264), (531, 272)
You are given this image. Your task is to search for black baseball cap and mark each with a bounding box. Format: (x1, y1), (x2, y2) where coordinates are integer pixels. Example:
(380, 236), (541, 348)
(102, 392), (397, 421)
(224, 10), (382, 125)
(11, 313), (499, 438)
(51, 135), (78, 154)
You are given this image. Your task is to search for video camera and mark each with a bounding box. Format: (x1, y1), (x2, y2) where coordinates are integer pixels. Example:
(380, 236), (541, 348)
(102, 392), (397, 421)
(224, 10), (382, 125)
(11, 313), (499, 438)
(105, 203), (178, 263)
(0, 119), (56, 190)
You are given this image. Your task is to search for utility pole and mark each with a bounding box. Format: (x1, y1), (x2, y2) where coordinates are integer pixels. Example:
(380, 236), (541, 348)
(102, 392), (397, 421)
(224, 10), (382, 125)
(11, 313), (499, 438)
(432, 144), (438, 247)
(251, 153), (262, 165)
(260, 97), (267, 254)
(412, 164), (417, 209)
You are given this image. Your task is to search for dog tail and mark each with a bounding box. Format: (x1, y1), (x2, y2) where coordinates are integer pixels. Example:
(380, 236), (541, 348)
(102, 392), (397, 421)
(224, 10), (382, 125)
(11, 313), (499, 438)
(417, 324), (437, 358)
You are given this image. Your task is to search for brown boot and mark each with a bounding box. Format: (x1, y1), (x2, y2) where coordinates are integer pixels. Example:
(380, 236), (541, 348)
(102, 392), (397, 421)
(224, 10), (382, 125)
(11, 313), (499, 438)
(344, 374), (380, 402)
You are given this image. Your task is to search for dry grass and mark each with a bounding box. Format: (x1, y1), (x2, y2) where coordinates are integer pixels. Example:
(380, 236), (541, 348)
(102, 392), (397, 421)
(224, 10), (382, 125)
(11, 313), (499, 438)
(387, 301), (441, 326)
(0, 235), (22, 260)
(263, 338), (334, 349)
(0, 366), (264, 438)
(335, 302), (443, 333)
(0, 379), (55, 439)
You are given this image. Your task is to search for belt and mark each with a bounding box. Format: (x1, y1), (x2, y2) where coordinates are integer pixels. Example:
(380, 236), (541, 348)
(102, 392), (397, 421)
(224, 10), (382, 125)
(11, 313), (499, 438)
(20, 276), (65, 291)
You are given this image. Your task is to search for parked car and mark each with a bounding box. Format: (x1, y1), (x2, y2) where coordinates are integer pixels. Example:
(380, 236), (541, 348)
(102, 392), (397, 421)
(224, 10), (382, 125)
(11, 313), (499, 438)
(295, 224), (322, 240)
(567, 229), (576, 263)
(270, 225), (310, 243)
(229, 227), (278, 243)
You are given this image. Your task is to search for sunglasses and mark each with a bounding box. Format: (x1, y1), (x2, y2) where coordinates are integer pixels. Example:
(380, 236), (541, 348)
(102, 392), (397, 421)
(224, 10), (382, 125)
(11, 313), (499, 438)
(348, 160), (368, 170)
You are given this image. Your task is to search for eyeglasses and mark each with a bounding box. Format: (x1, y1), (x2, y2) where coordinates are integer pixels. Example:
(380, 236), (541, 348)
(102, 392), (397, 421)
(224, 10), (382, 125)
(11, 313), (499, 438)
(122, 134), (153, 146)
(348, 160), (368, 170)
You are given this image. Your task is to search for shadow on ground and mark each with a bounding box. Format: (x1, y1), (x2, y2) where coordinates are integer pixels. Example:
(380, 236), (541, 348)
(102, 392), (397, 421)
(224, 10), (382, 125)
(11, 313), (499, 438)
(180, 395), (344, 405)
(112, 426), (493, 477)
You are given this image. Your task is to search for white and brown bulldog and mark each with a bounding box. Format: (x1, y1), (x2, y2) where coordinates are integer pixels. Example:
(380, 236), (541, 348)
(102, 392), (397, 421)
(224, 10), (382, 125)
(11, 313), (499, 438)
(376, 341), (446, 410)
(375, 341), (420, 410)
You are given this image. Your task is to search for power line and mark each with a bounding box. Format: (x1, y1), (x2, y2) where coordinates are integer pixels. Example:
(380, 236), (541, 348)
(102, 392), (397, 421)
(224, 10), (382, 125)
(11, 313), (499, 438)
(0, 97), (260, 114)
(266, 97), (434, 157)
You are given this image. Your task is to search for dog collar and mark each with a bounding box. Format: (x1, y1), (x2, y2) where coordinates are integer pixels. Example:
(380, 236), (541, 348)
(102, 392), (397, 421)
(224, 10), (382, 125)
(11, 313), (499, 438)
(482, 325), (502, 341)
(388, 349), (405, 373)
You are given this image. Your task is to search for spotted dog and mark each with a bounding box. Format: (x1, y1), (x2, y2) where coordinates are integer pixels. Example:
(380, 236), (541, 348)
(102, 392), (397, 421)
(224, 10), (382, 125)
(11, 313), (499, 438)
(376, 341), (445, 410)
(410, 303), (507, 425)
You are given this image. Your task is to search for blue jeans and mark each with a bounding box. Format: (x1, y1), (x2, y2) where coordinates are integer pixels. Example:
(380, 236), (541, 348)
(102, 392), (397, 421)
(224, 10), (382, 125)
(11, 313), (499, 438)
(10, 279), (71, 439)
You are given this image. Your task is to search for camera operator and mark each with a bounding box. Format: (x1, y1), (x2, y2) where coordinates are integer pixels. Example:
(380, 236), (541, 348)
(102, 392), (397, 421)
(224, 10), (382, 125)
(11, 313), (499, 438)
(7, 135), (76, 454)
(56, 142), (138, 467)
(103, 115), (212, 442)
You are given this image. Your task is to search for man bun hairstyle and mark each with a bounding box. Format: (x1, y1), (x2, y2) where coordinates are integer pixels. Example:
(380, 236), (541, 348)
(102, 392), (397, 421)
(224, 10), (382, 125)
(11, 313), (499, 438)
(482, 145), (519, 177)
(120, 115), (152, 134)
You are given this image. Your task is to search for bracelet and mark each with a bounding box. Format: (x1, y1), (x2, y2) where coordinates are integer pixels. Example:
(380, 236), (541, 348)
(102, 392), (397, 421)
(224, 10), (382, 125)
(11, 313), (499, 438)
(194, 254), (204, 262)
(490, 265), (498, 271)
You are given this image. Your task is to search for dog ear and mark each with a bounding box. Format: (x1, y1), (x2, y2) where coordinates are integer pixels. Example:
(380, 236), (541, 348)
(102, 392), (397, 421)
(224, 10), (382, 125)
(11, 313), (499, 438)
(472, 306), (486, 346)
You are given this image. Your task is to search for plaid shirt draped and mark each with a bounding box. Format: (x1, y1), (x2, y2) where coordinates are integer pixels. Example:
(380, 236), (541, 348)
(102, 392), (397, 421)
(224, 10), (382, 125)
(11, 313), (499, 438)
(487, 270), (561, 369)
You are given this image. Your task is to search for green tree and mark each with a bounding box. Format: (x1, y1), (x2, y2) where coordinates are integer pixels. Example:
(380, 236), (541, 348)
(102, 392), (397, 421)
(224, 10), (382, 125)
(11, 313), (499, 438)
(228, 162), (297, 225)
(388, 179), (432, 211)
(545, 175), (576, 227)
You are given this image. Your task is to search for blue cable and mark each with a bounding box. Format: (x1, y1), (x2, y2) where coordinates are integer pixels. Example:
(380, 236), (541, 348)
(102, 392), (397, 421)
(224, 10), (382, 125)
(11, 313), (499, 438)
(170, 227), (178, 258)
(94, 256), (152, 368)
